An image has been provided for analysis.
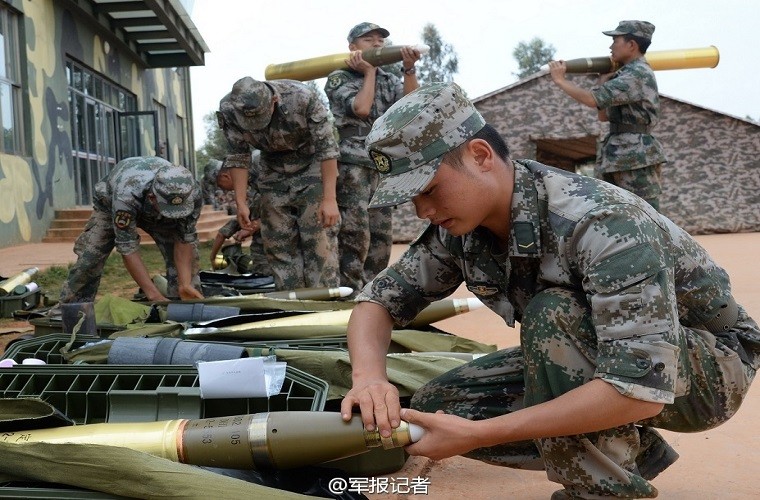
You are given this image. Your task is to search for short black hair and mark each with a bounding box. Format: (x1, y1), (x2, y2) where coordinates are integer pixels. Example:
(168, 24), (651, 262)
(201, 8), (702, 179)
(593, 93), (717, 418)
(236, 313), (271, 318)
(443, 124), (510, 168)
(624, 34), (651, 54)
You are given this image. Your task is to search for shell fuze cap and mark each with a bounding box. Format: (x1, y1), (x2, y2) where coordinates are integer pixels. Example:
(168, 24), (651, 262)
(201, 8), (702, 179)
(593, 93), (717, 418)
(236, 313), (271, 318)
(366, 82), (486, 209)
(603, 20), (655, 41)
(224, 77), (274, 131)
(151, 165), (196, 218)
(348, 22), (390, 43)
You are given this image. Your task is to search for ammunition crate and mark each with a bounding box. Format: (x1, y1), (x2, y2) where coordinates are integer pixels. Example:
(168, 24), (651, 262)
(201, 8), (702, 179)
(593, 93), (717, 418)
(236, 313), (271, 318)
(28, 317), (122, 338)
(0, 335), (408, 483)
(0, 364), (327, 424)
(1, 334), (348, 366)
(2, 334), (103, 364)
(0, 289), (42, 318)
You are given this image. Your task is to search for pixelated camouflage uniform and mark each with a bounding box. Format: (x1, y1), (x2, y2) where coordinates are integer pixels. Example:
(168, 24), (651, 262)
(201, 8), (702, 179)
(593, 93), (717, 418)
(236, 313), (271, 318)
(60, 157), (202, 303)
(220, 80), (340, 290)
(217, 153), (270, 275)
(202, 159), (223, 207)
(358, 160), (758, 498)
(592, 57), (668, 210)
(325, 68), (401, 293)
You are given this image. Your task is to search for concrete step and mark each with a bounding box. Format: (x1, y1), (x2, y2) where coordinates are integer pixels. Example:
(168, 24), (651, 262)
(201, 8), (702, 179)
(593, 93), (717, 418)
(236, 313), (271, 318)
(42, 206), (229, 245)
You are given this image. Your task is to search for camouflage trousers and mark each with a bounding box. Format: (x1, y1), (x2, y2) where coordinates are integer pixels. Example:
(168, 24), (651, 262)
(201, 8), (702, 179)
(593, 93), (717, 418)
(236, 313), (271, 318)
(259, 183), (339, 290)
(411, 287), (756, 498)
(59, 209), (200, 303)
(599, 164), (663, 210)
(335, 163), (392, 294)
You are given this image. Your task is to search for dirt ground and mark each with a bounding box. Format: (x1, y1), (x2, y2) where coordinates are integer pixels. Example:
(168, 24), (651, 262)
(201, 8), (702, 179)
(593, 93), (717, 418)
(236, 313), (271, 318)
(1, 234), (758, 498)
(368, 232), (760, 499)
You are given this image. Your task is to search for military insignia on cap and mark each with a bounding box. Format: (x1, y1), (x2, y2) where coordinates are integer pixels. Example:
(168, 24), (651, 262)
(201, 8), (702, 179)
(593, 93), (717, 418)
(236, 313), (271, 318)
(370, 150), (392, 173)
(114, 210), (132, 229)
(171, 196), (185, 205)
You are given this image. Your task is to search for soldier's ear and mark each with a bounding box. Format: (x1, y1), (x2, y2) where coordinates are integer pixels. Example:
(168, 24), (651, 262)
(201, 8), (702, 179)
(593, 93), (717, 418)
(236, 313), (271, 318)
(468, 139), (493, 171)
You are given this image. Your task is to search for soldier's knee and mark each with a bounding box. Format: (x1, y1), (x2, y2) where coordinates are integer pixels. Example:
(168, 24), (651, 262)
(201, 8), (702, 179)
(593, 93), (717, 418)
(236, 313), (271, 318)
(410, 383), (446, 413)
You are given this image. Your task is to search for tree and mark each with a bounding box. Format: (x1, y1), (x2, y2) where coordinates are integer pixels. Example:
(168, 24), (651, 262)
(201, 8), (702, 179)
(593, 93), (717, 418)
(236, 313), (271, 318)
(513, 37), (556, 79)
(195, 111), (229, 170)
(417, 23), (459, 84)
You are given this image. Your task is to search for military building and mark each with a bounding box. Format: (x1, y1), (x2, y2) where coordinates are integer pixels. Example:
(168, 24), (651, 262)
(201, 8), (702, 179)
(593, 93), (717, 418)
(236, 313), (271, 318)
(0, 0), (208, 248)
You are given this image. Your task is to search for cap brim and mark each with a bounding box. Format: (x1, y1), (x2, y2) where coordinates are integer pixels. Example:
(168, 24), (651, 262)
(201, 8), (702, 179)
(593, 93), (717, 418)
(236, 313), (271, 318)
(235, 108), (271, 130)
(369, 159), (440, 208)
(152, 186), (194, 219)
(602, 29), (624, 36)
(156, 202), (193, 219)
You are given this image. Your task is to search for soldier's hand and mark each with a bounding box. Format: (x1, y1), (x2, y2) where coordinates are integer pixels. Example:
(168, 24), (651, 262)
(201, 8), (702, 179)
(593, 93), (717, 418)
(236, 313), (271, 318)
(145, 290), (169, 302)
(346, 50), (375, 75)
(318, 199), (340, 228)
(401, 409), (480, 461)
(233, 228), (253, 242)
(548, 60), (567, 83)
(178, 284), (204, 300)
(236, 205), (253, 231)
(341, 378), (401, 439)
(401, 46), (421, 67)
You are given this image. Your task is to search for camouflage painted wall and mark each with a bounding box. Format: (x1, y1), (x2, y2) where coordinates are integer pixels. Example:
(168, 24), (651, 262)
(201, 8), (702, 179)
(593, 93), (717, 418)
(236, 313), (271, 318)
(0, 0), (194, 248)
(471, 73), (760, 235)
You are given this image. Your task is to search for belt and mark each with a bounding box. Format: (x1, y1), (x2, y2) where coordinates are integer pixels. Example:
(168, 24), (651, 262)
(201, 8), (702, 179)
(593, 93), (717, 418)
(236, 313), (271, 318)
(702, 295), (739, 334)
(609, 123), (651, 134)
(339, 125), (372, 140)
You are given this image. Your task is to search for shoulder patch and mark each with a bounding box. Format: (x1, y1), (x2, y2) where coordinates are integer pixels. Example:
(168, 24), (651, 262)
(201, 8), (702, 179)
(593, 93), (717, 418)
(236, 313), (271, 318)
(114, 210), (133, 230)
(512, 221), (538, 254)
(327, 72), (348, 90)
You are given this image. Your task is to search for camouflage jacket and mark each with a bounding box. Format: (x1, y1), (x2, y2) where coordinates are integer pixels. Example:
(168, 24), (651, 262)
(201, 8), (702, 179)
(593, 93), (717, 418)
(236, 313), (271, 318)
(324, 68), (403, 168)
(93, 157), (201, 255)
(591, 57), (668, 173)
(223, 80), (339, 191)
(358, 159), (738, 404)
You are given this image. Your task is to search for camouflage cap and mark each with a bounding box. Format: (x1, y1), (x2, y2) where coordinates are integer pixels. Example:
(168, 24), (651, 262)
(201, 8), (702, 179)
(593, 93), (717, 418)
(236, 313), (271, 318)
(224, 77), (274, 131)
(151, 164), (196, 218)
(347, 22), (390, 43)
(203, 159), (224, 187)
(603, 20), (655, 41)
(366, 82), (486, 208)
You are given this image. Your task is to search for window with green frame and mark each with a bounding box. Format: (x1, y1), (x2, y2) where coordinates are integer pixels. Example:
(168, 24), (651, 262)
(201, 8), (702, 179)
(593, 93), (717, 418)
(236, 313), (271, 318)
(0, 4), (23, 155)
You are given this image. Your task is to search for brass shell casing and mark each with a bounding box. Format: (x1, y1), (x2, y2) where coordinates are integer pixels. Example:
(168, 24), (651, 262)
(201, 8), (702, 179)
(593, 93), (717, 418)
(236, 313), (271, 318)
(563, 46), (720, 74)
(212, 254), (229, 270)
(2, 419), (185, 462)
(4, 411), (417, 471)
(0, 267), (39, 296)
(265, 45), (409, 81)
